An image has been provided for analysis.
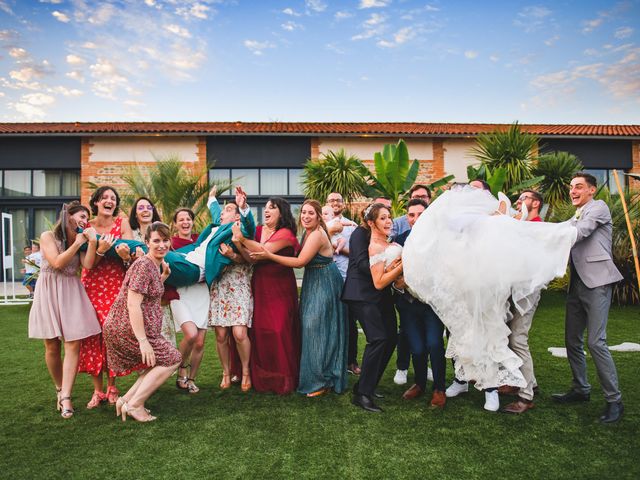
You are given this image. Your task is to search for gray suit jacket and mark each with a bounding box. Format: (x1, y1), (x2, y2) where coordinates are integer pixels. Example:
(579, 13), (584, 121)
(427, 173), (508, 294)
(569, 199), (623, 288)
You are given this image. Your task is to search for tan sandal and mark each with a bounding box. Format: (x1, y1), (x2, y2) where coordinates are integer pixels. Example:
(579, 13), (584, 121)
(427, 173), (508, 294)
(59, 396), (74, 419)
(176, 364), (190, 391)
(220, 373), (231, 390)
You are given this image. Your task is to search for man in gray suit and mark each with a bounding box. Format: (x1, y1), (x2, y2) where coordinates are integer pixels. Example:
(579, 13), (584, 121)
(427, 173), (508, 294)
(552, 172), (624, 423)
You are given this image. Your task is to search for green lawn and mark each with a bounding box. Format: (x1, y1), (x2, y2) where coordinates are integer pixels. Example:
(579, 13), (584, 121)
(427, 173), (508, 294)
(0, 292), (638, 479)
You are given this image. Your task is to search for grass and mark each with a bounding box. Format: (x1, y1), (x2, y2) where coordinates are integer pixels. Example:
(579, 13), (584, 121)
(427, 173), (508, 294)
(0, 291), (638, 479)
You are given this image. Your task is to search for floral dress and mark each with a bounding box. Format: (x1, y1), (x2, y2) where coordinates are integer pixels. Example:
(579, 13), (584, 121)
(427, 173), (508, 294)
(103, 256), (182, 373)
(78, 216), (128, 377)
(208, 263), (253, 327)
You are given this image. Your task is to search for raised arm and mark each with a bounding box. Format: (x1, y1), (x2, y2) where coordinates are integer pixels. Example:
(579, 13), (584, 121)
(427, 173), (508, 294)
(250, 229), (323, 268)
(208, 185), (222, 226)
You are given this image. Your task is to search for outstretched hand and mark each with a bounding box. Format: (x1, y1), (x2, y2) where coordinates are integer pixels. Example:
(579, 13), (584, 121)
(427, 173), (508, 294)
(209, 184), (218, 199)
(160, 260), (171, 283)
(232, 221), (244, 242)
(249, 244), (270, 261)
(219, 243), (235, 259)
(235, 186), (248, 210)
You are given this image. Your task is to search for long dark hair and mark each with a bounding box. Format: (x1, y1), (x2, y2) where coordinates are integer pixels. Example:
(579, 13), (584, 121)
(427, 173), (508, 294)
(361, 203), (391, 231)
(266, 197), (297, 233)
(89, 186), (120, 217)
(129, 196), (161, 230)
(53, 201), (90, 247)
(299, 199), (329, 236)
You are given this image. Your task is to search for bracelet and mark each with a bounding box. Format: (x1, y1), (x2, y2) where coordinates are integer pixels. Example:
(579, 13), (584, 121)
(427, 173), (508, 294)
(96, 251), (105, 257)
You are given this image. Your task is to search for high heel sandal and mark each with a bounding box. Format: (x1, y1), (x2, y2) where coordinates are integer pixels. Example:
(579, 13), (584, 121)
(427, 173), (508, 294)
(186, 378), (200, 394)
(59, 396), (74, 419)
(117, 397), (150, 417)
(176, 364), (190, 391)
(106, 385), (119, 405)
(121, 401), (157, 423)
(306, 387), (330, 398)
(241, 374), (252, 392)
(86, 390), (107, 409)
(220, 373), (232, 390)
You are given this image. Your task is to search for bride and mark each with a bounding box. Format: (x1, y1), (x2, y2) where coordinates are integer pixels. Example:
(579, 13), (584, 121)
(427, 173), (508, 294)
(402, 185), (577, 390)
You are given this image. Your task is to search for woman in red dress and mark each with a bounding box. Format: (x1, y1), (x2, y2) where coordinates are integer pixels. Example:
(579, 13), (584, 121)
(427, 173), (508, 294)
(103, 222), (182, 422)
(78, 186), (133, 408)
(232, 197), (300, 395)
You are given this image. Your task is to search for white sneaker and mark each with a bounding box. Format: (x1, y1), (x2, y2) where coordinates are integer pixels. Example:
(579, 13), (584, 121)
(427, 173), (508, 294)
(393, 369), (408, 385)
(445, 380), (469, 398)
(427, 368), (434, 382)
(484, 390), (500, 412)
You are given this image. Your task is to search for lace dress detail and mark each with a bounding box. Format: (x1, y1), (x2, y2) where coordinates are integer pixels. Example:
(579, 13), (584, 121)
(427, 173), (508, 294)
(369, 243), (403, 267)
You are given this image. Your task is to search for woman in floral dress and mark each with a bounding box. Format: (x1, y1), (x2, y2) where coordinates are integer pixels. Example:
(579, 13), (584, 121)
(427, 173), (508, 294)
(103, 222), (182, 422)
(79, 186), (133, 408)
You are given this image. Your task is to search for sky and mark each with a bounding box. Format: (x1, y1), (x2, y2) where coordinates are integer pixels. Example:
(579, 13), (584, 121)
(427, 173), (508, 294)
(0, 0), (638, 124)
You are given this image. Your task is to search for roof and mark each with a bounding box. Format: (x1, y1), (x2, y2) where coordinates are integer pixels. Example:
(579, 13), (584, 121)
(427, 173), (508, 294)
(0, 122), (638, 137)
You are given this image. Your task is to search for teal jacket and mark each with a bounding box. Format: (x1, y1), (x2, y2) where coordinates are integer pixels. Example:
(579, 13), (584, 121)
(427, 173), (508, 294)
(177, 198), (256, 286)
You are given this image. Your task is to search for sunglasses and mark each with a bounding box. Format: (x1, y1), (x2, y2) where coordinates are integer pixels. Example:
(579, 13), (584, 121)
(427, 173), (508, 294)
(137, 204), (154, 211)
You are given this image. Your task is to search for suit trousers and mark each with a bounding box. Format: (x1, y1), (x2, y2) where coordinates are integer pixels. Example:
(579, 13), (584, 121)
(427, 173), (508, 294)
(348, 299), (397, 397)
(508, 291), (540, 401)
(565, 273), (621, 403)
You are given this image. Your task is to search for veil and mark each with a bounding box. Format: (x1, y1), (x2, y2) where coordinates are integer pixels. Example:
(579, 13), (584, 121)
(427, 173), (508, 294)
(402, 186), (577, 389)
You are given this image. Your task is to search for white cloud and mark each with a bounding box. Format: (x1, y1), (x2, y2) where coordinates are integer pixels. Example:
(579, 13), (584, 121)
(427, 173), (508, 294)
(10, 68), (37, 82)
(377, 27), (415, 48)
(490, 55), (499, 62)
(176, 2), (211, 20)
(52, 86), (83, 97)
(365, 13), (385, 26)
(352, 12), (387, 40)
(88, 4), (115, 25)
(359, 0), (391, 8)
(326, 43), (346, 54)
(144, 0), (156, 6)
(283, 7), (300, 16)
(66, 70), (85, 83)
(514, 6), (552, 32)
(39, 0), (63, 3)
(81, 42), (98, 49)
(243, 40), (276, 56)
(13, 102), (47, 119)
(582, 17), (603, 34)
(281, 21), (302, 31)
(584, 48), (599, 56)
(52, 11), (70, 23)
(334, 11), (353, 20)
(544, 35), (560, 46)
(66, 54), (85, 65)
(165, 24), (192, 38)
(464, 50), (478, 59)
(9, 47), (28, 59)
(124, 99), (145, 107)
(89, 59), (131, 99)
(23, 92), (55, 106)
(0, 0), (13, 15)
(305, 0), (327, 13)
(615, 26), (633, 39)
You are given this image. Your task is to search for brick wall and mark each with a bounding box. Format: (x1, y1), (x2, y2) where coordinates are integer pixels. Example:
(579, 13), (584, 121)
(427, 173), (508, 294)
(630, 140), (640, 191)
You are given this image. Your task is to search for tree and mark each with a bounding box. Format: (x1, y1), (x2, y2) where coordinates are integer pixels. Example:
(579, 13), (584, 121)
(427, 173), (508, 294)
(470, 122), (539, 193)
(301, 149), (369, 204)
(533, 151), (583, 214)
(119, 155), (232, 231)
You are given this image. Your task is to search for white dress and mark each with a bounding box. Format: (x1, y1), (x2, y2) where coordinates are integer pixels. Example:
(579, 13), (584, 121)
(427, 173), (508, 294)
(369, 243), (403, 268)
(402, 186), (577, 389)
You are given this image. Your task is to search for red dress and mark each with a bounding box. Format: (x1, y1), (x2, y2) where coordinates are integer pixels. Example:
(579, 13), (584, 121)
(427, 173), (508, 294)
(249, 226), (301, 394)
(78, 217), (128, 377)
(103, 256), (182, 373)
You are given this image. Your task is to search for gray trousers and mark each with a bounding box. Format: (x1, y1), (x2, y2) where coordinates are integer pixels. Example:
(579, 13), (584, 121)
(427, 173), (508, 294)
(565, 273), (621, 403)
(508, 291), (541, 401)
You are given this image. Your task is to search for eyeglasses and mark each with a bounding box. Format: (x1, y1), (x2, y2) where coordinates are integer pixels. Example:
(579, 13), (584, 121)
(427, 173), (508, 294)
(137, 204), (154, 211)
(518, 195), (534, 202)
(327, 198), (343, 203)
(411, 194), (430, 200)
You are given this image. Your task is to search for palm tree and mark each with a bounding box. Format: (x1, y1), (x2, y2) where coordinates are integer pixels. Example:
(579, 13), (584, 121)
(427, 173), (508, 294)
(470, 122), (539, 193)
(119, 155), (232, 231)
(533, 151), (583, 215)
(301, 149), (369, 204)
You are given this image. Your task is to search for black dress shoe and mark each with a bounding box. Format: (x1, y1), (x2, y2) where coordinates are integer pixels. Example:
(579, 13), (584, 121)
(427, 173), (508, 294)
(552, 390), (590, 403)
(352, 394), (383, 413)
(600, 401), (624, 423)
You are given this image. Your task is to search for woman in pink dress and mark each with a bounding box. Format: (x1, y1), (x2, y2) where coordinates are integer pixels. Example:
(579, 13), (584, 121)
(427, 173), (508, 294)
(103, 222), (182, 422)
(78, 186), (133, 408)
(232, 197), (301, 395)
(28, 202), (102, 418)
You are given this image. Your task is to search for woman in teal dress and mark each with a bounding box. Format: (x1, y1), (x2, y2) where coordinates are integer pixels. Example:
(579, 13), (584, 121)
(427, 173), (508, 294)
(250, 199), (348, 397)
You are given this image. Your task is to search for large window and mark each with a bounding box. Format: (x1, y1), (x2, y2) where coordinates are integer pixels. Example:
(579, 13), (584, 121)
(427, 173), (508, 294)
(1, 169), (80, 197)
(584, 169), (621, 194)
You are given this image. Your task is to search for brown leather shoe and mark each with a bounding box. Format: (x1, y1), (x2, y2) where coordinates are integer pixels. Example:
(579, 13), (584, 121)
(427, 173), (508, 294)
(430, 390), (446, 408)
(502, 398), (534, 414)
(402, 384), (423, 400)
(498, 385), (520, 396)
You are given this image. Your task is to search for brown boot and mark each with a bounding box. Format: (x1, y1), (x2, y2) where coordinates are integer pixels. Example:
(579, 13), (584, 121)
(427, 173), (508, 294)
(501, 397), (534, 414)
(498, 385), (520, 396)
(430, 390), (446, 408)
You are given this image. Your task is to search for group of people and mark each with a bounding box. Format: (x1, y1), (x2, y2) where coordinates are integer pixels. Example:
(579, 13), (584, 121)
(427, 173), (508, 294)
(27, 171), (625, 424)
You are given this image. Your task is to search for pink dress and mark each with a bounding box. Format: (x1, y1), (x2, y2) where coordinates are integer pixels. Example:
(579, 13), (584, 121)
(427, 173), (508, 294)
(28, 236), (102, 341)
(103, 256), (182, 373)
(78, 216), (127, 377)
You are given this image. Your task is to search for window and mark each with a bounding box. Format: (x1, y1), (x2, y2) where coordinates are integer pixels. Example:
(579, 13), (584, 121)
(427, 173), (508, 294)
(584, 169), (620, 195)
(260, 169), (288, 196)
(33, 170), (61, 196)
(62, 171), (80, 196)
(209, 168), (304, 197)
(3, 170), (31, 196)
(288, 169), (303, 196)
(232, 169), (260, 195)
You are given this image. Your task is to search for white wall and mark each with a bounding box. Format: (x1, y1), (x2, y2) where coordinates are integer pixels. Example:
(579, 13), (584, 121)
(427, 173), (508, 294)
(443, 139), (478, 182)
(90, 136), (199, 163)
(318, 137), (434, 160)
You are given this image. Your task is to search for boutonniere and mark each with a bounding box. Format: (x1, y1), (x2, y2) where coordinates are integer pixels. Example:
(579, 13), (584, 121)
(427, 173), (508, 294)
(574, 207), (583, 220)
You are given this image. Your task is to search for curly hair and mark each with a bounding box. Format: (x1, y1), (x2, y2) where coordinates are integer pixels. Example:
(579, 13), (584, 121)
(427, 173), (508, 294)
(89, 186), (120, 217)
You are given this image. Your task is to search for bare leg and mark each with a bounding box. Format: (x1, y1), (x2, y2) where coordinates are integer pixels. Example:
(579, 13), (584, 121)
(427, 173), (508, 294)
(232, 326), (251, 376)
(177, 321), (198, 384)
(91, 372), (104, 393)
(59, 340), (80, 411)
(43, 339), (63, 390)
(188, 329), (207, 380)
(215, 327), (231, 388)
(127, 364), (180, 418)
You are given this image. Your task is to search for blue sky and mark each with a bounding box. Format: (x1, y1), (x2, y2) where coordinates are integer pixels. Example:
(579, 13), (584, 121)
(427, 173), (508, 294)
(0, 0), (638, 124)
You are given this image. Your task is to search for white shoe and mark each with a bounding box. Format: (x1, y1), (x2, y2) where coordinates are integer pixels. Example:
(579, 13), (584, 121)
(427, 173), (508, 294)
(445, 381), (468, 398)
(427, 368), (434, 382)
(393, 369), (408, 385)
(484, 390), (500, 412)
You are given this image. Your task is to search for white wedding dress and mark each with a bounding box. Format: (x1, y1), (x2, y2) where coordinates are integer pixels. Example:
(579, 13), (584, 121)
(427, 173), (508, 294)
(402, 186), (577, 389)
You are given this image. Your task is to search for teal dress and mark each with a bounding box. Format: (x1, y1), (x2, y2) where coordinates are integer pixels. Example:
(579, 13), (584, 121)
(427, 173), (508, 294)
(297, 254), (348, 395)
